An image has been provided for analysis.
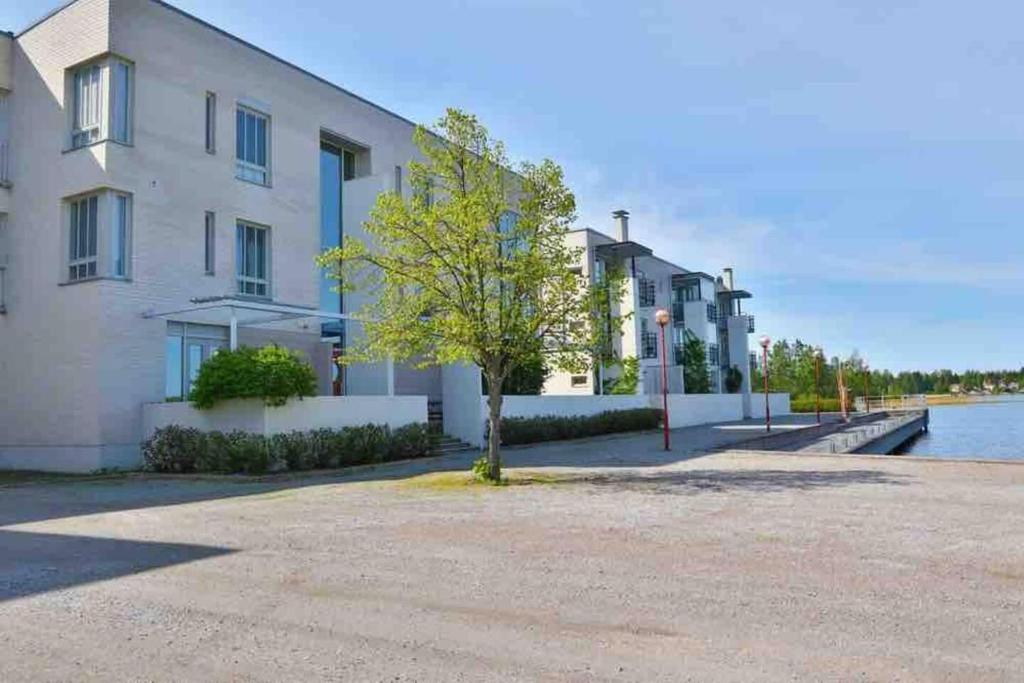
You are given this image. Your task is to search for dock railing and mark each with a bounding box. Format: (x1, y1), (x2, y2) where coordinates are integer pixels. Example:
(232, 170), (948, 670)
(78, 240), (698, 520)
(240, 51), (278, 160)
(854, 394), (927, 413)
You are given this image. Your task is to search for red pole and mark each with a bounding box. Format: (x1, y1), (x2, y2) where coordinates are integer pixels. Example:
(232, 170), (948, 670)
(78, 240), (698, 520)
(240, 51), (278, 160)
(814, 353), (821, 425)
(659, 323), (670, 450)
(762, 344), (771, 432)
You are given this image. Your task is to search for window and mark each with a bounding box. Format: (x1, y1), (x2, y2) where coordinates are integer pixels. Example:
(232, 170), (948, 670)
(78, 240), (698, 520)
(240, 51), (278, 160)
(640, 319), (658, 359)
(165, 322), (227, 399)
(204, 211), (216, 275)
(72, 64), (102, 148)
(708, 344), (720, 366)
(111, 193), (130, 277)
(236, 106), (269, 184)
(68, 195), (98, 281)
(110, 60), (132, 143)
(706, 303), (717, 323)
(70, 58), (133, 148)
(394, 165), (402, 195)
(638, 277), (656, 307)
(205, 92), (216, 153)
(67, 191), (131, 282)
(343, 149), (356, 181)
(236, 221), (269, 297)
(571, 375), (589, 387)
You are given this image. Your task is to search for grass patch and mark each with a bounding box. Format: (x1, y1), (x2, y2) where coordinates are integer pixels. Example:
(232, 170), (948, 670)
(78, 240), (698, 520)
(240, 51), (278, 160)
(397, 470), (570, 491)
(0, 470), (124, 487)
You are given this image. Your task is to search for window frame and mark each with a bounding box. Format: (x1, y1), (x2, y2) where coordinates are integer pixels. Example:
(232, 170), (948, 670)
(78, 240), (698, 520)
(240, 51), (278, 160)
(235, 220), (271, 298)
(204, 211), (216, 275)
(63, 190), (132, 284)
(235, 105), (271, 186)
(205, 92), (217, 154)
(68, 57), (134, 150)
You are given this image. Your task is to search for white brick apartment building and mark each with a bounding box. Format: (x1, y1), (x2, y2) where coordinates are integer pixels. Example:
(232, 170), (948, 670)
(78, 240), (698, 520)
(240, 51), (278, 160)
(0, 0), (472, 471)
(0, 0), (762, 472)
(543, 210), (756, 410)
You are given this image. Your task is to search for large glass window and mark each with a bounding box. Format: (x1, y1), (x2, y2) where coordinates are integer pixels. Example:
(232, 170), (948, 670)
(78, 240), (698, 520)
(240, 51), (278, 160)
(70, 59), (133, 148)
(236, 106), (269, 184)
(67, 191), (130, 282)
(72, 64), (102, 148)
(320, 144), (343, 327)
(236, 221), (269, 297)
(165, 323), (227, 399)
(68, 195), (98, 281)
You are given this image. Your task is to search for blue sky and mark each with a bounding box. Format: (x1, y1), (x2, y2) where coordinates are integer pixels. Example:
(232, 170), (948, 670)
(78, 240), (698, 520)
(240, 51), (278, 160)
(6, 1), (1023, 371)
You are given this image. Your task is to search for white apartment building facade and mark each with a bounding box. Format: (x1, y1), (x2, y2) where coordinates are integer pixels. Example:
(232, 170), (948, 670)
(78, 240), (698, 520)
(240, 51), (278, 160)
(544, 211), (756, 410)
(0, 0), (473, 471)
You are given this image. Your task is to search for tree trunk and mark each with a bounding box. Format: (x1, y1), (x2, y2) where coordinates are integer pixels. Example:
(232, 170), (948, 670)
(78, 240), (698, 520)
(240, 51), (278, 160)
(485, 373), (504, 482)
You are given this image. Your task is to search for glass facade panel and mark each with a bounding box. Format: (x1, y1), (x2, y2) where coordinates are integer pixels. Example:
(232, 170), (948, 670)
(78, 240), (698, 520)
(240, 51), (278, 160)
(165, 336), (183, 399)
(320, 144), (343, 337)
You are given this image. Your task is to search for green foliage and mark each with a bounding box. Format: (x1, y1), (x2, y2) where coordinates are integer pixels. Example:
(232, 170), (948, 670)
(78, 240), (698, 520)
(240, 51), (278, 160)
(142, 423), (435, 474)
(605, 356), (639, 395)
(317, 108), (628, 480)
(499, 408), (662, 446)
(682, 331), (711, 394)
(471, 454), (503, 484)
(190, 345), (317, 410)
(483, 341), (550, 395)
(790, 397), (842, 413)
(723, 365), (744, 394)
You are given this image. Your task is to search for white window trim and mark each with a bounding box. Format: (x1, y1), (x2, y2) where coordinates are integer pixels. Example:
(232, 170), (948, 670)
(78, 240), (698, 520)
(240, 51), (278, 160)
(235, 105), (271, 186)
(68, 56), (134, 150)
(235, 220), (271, 298)
(63, 190), (132, 284)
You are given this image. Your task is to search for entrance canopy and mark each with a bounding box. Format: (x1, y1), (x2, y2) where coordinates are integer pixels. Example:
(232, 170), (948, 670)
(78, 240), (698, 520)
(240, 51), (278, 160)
(142, 295), (350, 349)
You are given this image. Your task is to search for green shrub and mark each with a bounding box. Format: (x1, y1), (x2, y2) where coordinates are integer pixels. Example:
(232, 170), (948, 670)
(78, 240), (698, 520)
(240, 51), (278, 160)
(142, 425), (205, 472)
(142, 423), (435, 475)
(189, 345), (317, 409)
(724, 366), (744, 394)
(790, 397), (841, 413)
(499, 408), (662, 446)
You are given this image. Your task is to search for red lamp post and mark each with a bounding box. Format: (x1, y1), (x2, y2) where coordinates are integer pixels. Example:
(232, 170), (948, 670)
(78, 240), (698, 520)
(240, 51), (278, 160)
(759, 335), (771, 432)
(655, 308), (671, 450)
(814, 347), (822, 425)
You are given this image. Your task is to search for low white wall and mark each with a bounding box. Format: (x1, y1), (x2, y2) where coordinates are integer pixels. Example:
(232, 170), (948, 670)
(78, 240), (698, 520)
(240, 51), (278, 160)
(748, 393), (792, 419)
(501, 394), (650, 418)
(656, 393), (745, 428)
(143, 396), (428, 438)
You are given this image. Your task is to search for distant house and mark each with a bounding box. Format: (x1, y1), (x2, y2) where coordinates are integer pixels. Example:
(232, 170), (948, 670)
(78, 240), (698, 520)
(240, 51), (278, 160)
(949, 384), (962, 394)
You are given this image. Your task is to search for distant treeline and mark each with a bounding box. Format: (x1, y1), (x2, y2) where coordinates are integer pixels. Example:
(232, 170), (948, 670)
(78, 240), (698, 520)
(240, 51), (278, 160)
(750, 338), (1022, 399)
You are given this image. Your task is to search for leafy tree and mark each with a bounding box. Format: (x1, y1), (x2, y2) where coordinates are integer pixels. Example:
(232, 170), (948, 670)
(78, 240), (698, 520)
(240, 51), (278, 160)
(682, 330), (711, 394)
(319, 109), (622, 481)
(723, 365), (744, 393)
(605, 356), (640, 395)
(483, 340), (548, 395)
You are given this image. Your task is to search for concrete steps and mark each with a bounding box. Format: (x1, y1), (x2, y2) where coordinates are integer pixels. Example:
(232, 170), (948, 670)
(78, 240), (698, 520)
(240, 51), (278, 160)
(433, 436), (477, 455)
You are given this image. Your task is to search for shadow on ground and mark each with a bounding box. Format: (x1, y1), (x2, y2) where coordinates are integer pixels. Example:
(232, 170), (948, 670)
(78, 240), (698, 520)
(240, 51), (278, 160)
(0, 529), (234, 603)
(554, 468), (909, 495)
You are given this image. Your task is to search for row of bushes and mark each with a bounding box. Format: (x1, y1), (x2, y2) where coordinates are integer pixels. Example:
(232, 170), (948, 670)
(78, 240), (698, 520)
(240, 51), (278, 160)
(499, 408), (662, 446)
(143, 423), (437, 474)
(790, 397), (842, 413)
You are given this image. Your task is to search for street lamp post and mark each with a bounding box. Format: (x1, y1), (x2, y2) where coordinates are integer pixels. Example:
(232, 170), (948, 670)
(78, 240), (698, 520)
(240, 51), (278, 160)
(814, 348), (822, 425)
(655, 309), (671, 451)
(759, 335), (771, 432)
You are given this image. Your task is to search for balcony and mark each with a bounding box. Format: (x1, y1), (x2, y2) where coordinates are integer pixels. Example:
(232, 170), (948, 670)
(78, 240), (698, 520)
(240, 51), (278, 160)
(671, 301), (685, 325)
(641, 331), (658, 359)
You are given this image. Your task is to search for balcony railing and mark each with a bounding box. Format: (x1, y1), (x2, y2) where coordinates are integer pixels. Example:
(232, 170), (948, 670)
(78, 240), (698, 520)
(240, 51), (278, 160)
(671, 301), (685, 325)
(641, 331), (658, 359)
(747, 315), (755, 333)
(638, 278), (656, 308)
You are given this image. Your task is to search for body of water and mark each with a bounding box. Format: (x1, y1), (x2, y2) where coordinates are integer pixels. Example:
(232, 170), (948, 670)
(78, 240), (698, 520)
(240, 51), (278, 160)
(900, 396), (1024, 460)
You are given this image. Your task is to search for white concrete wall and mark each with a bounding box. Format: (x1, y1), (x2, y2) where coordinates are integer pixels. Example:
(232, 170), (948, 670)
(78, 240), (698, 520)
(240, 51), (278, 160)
(142, 395), (427, 440)
(441, 362), (485, 448)
(748, 393), (792, 419)
(656, 393), (744, 428)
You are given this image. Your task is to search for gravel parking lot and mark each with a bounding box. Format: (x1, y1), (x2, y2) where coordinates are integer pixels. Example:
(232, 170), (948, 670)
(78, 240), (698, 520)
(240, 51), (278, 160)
(2, 442), (1023, 681)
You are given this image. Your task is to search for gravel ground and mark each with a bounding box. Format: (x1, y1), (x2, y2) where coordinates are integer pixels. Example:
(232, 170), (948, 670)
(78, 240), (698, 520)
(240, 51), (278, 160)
(2, 447), (1023, 681)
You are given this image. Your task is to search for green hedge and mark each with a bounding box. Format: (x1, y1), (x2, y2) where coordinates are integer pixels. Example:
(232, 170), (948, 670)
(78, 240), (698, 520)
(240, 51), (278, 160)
(143, 423), (437, 474)
(790, 397), (842, 413)
(499, 408), (662, 446)
(190, 345), (317, 409)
